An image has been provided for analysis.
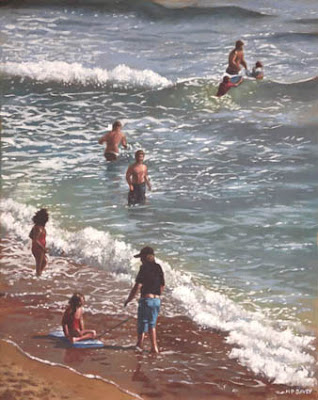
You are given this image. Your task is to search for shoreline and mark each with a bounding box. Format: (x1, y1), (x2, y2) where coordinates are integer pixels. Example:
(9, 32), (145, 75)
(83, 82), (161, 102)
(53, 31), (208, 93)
(0, 339), (139, 400)
(0, 243), (317, 400)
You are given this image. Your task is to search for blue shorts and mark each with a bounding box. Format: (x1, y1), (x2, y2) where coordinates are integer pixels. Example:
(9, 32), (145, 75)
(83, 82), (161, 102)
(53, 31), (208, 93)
(137, 298), (161, 334)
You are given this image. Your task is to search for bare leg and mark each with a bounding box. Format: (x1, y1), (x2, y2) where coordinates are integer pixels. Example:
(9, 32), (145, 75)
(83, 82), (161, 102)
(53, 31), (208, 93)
(136, 332), (145, 350)
(35, 252), (44, 276)
(40, 255), (48, 275)
(72, 330), (96, 343)
(149, 328), (159, 353)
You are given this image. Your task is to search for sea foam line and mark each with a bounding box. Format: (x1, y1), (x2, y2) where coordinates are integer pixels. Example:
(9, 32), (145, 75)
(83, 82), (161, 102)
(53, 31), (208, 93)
(0, 61), (172, 89)
(2, 339), (142, 399)
(0, 198), (316, 387)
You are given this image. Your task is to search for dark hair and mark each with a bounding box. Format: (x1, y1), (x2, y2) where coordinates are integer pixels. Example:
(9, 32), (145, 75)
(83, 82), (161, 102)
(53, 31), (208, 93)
(135, 150), (145, 160)
(32, 208), (49, 226)
(255, 61), (263, 68)
(223, 76), (230, 83)
(68, 292), (84, 314)
(112, 120), (122, 129)
(235, 40), (244, 48)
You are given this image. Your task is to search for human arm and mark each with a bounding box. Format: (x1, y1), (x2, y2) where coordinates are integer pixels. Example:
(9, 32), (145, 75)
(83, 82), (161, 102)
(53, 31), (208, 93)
(62, 310), (71, 339)
(233, 76), (243, 87)
(124, 282), (142, 307)
(126, 165), (134, 191)
(240, 53), (247, 70)
(98, 132), (108, 145)
(144, 167), (152, 191)
(121, 134), (128, 149)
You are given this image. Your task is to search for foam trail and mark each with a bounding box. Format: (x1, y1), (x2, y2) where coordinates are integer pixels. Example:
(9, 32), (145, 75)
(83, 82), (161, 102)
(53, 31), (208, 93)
(0, 61), (172, 89)
(0, 198), (316, 387)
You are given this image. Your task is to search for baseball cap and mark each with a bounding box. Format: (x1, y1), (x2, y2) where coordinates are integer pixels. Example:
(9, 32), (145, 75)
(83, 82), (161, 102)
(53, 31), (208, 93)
(134, 246), (154, 258)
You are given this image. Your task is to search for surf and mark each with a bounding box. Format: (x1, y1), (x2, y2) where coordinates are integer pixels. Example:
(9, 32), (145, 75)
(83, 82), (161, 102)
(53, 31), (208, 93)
(1, 198), (316, 387)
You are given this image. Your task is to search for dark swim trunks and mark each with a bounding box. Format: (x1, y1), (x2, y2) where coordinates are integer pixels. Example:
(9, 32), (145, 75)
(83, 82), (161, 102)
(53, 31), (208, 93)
(128, 182), (146, 205)
(226, 66), (240, 75)
(104, 151), (119, 161)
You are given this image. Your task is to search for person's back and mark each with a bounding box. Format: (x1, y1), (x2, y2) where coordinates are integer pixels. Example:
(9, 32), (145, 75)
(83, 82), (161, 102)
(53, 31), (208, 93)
(98, 120), (127, 161)
(226, 40), (247, 75)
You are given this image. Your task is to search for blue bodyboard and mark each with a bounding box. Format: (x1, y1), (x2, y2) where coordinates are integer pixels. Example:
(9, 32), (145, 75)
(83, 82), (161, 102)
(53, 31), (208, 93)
(49, 330), (104, 349)
(229, 75), (242, 84)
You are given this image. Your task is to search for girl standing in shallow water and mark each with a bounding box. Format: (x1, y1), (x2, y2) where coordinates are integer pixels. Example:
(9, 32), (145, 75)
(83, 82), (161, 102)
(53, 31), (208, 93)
(29, 208), (49, 277)
(62, 293), (97, 344)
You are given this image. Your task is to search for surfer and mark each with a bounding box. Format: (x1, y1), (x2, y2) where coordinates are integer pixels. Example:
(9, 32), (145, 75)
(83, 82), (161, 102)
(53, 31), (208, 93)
(216, 75), (243, 97)
(124, 247), (165, 353)
(247, 61), (264, 80)
(226, 40), (248, 75)
(126, 150), (151, 206)
(98, 120), (127, 161)
(29, 208), (49, 277)
(62, 293), (97, 344)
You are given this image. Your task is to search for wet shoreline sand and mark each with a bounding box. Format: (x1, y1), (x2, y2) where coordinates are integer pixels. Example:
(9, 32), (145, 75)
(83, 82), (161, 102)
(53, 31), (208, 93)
(0, 261), (317, 400)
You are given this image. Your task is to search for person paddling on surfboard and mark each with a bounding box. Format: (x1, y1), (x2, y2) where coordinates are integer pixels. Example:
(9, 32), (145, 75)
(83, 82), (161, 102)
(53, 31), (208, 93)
(216, 75), (243, 97)
(226, 40), (248, 76)
(62, 293), (97, 344)
(247, 61), (264, 80)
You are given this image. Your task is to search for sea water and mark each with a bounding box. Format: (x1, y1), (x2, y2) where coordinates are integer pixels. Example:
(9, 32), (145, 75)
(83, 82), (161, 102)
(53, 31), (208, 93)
(1, 0), (317, 389)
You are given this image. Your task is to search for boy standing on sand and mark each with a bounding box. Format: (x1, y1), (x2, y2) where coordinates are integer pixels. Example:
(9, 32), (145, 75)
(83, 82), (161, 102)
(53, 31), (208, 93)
(126, 150), (151, 205)
(124, 247), (165, 353)
(98, 120), (127, 161)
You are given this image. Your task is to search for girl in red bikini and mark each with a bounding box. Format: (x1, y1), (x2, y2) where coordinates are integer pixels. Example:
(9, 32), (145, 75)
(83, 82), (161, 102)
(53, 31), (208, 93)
(29, 208), (49, 277)
(62, 293), (97, 344)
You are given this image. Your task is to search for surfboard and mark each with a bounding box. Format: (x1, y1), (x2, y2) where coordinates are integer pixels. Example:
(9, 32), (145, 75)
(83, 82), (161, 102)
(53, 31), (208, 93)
(229, 75), (243, 84)
(49, 330), (104, 349)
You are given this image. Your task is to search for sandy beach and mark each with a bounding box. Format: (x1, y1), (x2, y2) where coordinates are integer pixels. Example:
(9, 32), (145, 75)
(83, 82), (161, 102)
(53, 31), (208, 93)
(0, 340), (138, 400)
(0, 257), (317, 400)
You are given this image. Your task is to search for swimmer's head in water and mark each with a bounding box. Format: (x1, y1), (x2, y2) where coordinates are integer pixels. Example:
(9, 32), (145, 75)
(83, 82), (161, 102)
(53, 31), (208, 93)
(135, 150), (145, 160)
(32, 208), (49, 226)
(255, 61), (263, 68)
(235, 40), (244, 49)
(112, 120), (122, 130)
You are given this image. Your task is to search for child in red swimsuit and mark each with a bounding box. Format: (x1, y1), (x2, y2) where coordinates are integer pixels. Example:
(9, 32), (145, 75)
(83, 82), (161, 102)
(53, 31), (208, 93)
(216, 75), (243, 97)
(62, 293), (97, 344)
(29, 208), (49, 277)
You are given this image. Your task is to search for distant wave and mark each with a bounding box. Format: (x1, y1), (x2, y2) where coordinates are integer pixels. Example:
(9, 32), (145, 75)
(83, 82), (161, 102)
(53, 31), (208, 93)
(1, 198), (317, 388)
(0, 61), (172, 89)
(2, 0), (272, 19)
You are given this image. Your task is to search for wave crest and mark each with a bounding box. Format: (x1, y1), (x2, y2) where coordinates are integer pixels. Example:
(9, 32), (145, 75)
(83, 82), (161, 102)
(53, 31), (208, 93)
(0, 61), (172, 89)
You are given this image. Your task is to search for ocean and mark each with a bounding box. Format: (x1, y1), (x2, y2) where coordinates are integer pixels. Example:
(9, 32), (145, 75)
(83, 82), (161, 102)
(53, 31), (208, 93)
(1, 0), (317, 398)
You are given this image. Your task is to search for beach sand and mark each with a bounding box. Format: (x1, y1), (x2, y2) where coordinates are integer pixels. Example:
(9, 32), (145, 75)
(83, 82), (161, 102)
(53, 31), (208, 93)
(0, 245), (317, 400)
(0, 339), (137, 400)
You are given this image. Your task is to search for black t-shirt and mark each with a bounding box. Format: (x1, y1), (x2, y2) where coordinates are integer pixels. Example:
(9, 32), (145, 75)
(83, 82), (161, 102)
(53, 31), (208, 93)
(135, 262), (165, 297)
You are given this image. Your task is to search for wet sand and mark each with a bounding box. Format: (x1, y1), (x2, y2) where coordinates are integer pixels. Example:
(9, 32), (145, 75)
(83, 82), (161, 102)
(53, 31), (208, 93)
(0, 240), (317, 400)
(0, 340), (138, 400)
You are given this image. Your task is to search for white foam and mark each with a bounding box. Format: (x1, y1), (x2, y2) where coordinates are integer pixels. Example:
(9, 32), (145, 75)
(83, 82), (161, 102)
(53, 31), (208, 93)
(0, 198), (316, 388)
(0, 61), (172, 89)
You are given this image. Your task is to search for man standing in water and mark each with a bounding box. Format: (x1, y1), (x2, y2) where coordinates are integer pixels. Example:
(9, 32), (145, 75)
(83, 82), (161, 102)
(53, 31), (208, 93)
(124, 246), (165, 353)
(126, 150), (151, 205)
(98, 120), (127, 161)
(226, 40), (248, 75)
